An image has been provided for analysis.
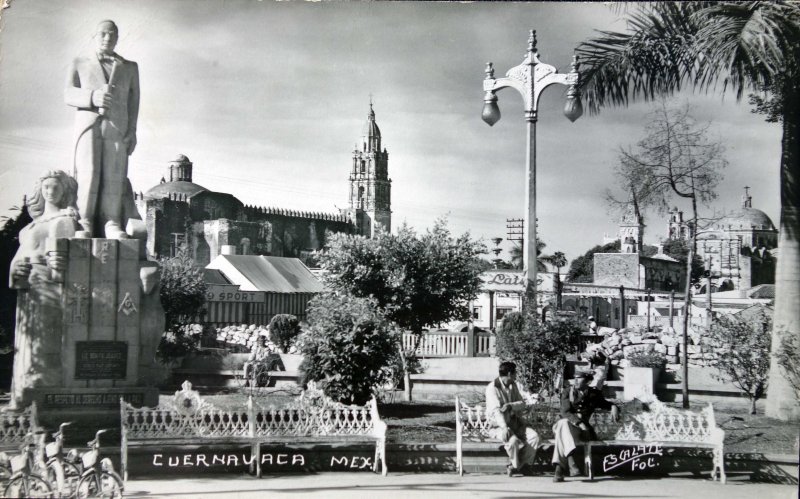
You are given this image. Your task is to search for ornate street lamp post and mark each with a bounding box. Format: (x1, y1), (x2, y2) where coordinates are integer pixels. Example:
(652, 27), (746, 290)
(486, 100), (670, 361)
(482, 30), (582, 310)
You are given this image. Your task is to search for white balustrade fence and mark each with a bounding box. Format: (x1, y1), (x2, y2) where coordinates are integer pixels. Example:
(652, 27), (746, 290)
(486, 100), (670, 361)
(402, 331), (494, 357)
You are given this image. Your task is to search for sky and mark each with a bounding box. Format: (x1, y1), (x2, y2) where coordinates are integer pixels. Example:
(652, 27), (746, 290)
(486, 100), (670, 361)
(0, 1), (782, 263)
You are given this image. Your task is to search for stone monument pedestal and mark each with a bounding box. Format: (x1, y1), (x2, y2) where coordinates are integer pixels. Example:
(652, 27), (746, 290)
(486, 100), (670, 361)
(19, 237), (164, 422)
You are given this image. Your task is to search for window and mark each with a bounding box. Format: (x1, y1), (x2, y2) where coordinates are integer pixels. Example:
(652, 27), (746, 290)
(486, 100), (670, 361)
(496, 307), (514, 321)
(472, 306), (482, 321)
(170, 233), (186, 257)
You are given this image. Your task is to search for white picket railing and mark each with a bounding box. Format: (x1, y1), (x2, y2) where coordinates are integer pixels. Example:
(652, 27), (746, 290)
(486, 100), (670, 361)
(402, 331), (494, 357)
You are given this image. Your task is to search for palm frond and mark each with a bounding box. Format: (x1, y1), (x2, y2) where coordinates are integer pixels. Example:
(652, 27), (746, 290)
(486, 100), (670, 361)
(576, 1), (800, 113)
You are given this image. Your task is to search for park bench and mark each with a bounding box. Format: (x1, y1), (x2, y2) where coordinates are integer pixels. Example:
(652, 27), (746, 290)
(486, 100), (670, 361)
(120, 380), (388, 481)
(0, 403), (40, 452)
(454, 395), (726, 483)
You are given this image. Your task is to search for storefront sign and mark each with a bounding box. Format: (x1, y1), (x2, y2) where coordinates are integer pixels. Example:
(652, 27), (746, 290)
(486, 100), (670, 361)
(206, 284), (265, 303)
(75, 341), (127, 379)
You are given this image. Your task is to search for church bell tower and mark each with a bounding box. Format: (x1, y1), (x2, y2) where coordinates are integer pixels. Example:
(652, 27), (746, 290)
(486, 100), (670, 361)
(348, 101), (392, 237)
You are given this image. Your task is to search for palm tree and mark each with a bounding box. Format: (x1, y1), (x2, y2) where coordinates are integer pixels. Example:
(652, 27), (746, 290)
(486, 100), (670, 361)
(509, 240), (551, 272)
(540, 251), (567, 309)
(576, 1), (800, 420)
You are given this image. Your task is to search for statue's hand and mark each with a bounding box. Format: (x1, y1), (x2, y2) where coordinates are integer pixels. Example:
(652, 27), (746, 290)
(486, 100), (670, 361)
(11, 259), (32, 281)
(124, 133), (137, 155)
(46, 251), (67, 272)
(91, 89), (113, 108)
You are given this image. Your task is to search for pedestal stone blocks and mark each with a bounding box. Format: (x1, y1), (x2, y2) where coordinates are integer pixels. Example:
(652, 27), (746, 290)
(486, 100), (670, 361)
(59, 238), (165, 392)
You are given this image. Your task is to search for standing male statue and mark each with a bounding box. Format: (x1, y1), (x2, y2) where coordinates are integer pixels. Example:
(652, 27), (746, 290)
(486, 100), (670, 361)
(65, 20), (140, 239)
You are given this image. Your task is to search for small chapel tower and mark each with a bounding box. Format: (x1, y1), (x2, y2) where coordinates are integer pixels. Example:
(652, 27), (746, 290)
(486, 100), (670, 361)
(348, 101), (392, 237)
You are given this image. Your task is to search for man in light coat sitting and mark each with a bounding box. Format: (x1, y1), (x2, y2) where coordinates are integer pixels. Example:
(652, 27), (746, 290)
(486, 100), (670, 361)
(485, 361), (540, 476)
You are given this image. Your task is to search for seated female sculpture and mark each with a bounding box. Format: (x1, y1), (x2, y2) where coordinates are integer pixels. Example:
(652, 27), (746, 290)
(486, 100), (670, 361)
(8, 170), (81, 408)
(10, 170), (81, 287)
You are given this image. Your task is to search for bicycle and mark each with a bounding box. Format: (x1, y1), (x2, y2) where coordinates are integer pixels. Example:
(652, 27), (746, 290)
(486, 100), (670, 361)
(74, 429), (123, 499)
(3, 432), (53, 498)
(44, 422), (80, 498)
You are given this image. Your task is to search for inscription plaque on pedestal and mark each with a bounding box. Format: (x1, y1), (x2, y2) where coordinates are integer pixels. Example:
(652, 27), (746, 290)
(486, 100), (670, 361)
(75, 341), (128, 380)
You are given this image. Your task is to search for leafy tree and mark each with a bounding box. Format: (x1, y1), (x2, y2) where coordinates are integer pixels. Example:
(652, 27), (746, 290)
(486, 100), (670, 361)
(774, 327), (800, 400)
(566, 240), (620, 283)
(318, 219), (485, 400)
(268, 314), (301, 353)
(576, 0), (800, 420)
(157, 246), (207, 361)
(541, 251), (567, 309)
(496, 309), (583, 401)
(607, 102), (727, 407)
(708, 307), (772, 415)
(0, 201), (31, 387)
(299, 293), (400, 405)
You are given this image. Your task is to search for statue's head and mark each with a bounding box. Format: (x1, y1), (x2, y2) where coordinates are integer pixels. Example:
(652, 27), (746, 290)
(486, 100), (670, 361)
(28, 170), (79, 219)
(94, 20), (119, 55)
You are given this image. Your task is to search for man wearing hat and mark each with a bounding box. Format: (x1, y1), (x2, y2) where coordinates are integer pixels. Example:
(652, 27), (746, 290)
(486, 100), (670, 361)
(551, 368), (619, 482)
(485, 361), (540, 476)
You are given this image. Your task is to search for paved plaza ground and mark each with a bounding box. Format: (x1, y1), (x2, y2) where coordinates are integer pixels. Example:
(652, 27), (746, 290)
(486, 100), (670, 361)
(124, 472), (797, 499)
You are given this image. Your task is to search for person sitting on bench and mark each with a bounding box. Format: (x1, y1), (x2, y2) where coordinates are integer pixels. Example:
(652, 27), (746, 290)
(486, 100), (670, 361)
(485, 361), (540, 476)
(552, 368), (619, 482)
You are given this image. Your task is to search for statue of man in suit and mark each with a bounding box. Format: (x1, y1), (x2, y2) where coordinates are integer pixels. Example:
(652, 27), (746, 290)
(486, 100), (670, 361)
(65, 20), (140, 239)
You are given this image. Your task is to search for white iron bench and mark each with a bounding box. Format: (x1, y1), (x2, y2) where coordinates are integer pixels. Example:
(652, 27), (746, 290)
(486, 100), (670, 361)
(120, 381), (388, 481)
(0, 404), (40, 452)
(455, 395), (726, 483)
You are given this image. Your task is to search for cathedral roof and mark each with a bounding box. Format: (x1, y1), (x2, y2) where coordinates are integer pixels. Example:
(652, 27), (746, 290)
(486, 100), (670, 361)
(144, 180), (209, 200)
(717, 207), (775, 231)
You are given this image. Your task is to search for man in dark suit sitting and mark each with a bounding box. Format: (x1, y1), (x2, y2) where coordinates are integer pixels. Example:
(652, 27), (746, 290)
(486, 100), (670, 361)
(552, 369), (619, 482)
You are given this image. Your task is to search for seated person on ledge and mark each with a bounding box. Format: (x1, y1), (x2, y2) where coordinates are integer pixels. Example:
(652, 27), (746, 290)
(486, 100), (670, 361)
(551, 369), (619, 482)
(485, 361), (540, 477)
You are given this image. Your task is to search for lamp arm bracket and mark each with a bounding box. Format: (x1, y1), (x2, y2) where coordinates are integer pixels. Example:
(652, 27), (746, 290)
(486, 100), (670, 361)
(483, 77), (530, 110)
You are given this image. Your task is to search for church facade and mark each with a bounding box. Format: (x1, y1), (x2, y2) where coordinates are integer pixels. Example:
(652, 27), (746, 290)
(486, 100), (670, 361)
(667, 188), (777, 291)
(135, 104), (392, 266)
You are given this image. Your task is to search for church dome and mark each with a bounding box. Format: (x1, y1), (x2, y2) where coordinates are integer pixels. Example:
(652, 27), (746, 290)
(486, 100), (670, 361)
(144, 153), (209, 200)
(718, 207), (775, 231)
(144, 180), (209, 200)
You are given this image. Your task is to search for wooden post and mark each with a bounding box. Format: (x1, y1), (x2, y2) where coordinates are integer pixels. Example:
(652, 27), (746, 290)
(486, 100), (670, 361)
(619, 285), (626, 329)
(488, 291), (495, 330)
(646, 288), (652, 332)
(467, 322), (475, 358)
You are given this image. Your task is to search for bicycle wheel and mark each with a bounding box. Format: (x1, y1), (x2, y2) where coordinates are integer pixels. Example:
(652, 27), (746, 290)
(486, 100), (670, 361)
(4, 473), (54, 498)
(46, 461), (80, 498)
(76, 472), (122, 499)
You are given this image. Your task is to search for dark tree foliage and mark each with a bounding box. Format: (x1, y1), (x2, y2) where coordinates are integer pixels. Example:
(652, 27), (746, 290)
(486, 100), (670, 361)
(0, 202), (31, 353)
(319, 219), (486, 335)
(299, 293), (400, 405)
(158, 246), (207, 328)
(566, 240), (620, 283)
(268, 314), (301, 353)
(156, 247), (207, 362)
(496, 309), (583, 399)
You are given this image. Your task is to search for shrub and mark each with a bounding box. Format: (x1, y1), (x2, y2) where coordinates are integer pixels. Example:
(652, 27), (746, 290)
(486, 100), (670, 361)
(159, 246), (207, 328)
(708, 307), (772, 414)
(500, 311), (525, 334)
(157, 323), (205, 362)
(299, 293), (400, 405)
(269, 314), (301, 353)
(495, 309), (583, 399)
(627, 350), (667, 369)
